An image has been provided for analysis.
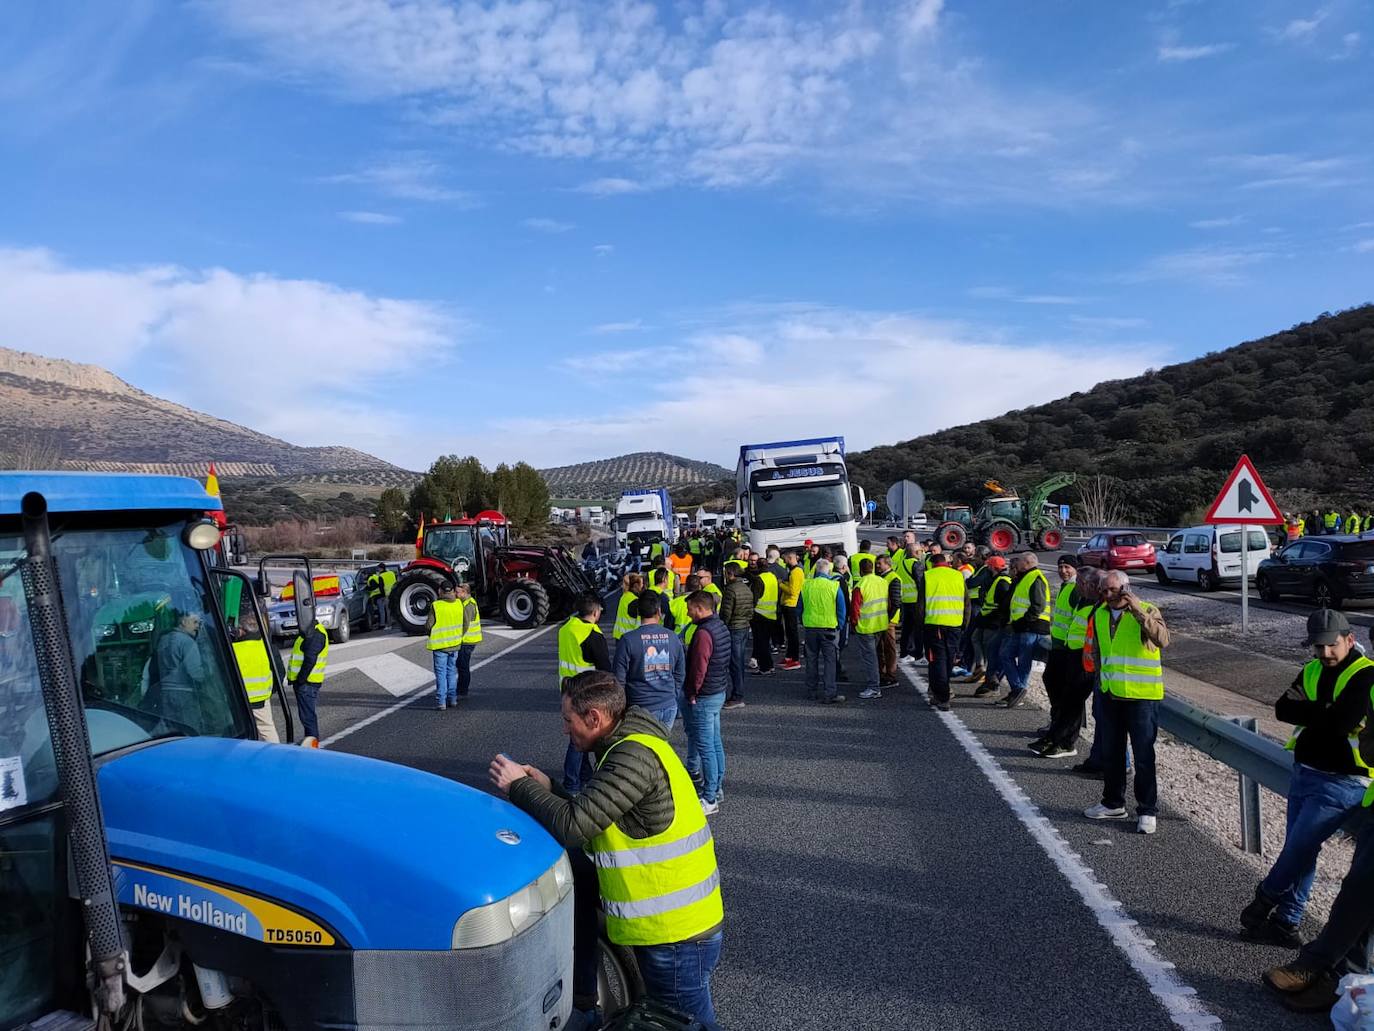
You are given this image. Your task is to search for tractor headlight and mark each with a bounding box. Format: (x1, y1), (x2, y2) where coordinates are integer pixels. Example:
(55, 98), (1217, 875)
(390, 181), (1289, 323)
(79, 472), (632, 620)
(450, 853), (573, 949)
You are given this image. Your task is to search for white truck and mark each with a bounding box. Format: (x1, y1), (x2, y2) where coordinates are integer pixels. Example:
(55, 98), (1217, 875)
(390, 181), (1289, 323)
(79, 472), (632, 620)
(736, 437), (864, 556)
(613, 488), (674, 561)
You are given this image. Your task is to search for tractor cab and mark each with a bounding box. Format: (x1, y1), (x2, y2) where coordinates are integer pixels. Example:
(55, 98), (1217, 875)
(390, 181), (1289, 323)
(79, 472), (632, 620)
(980, 496), (1026, 523)
(940, 505), (972, 527)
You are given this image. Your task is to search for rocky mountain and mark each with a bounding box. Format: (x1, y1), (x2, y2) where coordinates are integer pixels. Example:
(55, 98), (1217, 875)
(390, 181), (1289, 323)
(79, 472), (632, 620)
(540, 451), (733, 500)
(0, 346), (401, 475)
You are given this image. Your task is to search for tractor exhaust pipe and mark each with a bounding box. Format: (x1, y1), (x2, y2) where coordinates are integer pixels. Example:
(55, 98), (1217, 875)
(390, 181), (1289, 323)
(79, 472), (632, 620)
(20, 491), (128, 1017)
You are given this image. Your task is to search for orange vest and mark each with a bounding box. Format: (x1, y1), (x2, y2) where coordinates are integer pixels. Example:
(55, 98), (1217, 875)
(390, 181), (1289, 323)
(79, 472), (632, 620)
(667, 552), (694, 582)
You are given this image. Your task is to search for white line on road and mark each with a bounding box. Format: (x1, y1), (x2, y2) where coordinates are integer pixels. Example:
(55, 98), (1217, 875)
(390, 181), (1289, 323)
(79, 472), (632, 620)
(321, 625), (554, 748)
(901, 665), (1222, 1030)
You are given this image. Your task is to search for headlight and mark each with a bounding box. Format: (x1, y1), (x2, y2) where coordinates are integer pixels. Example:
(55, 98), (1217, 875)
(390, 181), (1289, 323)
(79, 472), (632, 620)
(96, 624), (118, 639)
(315, 605), (335, 618)
(127, 620), (155, 635)
(451, 853), (573, 949)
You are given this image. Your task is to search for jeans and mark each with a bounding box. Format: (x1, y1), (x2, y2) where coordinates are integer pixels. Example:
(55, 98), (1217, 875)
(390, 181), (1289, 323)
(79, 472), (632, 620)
(1301, 808), (1374, 975)
(781, 606), (801, 662)
(982, 628), (1006, 686)
(923, 625), (962, 704)
(1261, 764), (1369, 926)
(456, 642), (475, 696)
(751, 615), (775, 673)
(728, 628), (750, 701)
(804, 627), (839, 700)
(294, 680), (320, 739)
(563, 739), (594, 793)
(650, 704), (679, 731)
(633, 930), (724, 1031)
(854, 631), (880, 692)
(370, 595), (388, 629)
(432, 648), (458, 704)
(1000, 631), (1046, 695)
(1087, 684), (1131, 770)
(685, 693), (726, 802)
(1100, 694), (1158, 816)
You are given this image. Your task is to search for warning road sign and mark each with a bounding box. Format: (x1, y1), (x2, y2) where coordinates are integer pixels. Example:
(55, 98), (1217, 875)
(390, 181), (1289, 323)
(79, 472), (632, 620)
(1204, 454), (1283, 525)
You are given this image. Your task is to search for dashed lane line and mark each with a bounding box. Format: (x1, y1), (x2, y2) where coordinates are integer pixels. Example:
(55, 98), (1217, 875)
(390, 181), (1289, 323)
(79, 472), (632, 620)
(900, 662), (1222, 1030)
(321, 625), (554, 748)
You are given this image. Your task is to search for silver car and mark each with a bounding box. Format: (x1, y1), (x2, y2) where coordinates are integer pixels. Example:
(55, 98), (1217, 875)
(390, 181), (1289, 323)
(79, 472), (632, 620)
(268, 570), (370, 643)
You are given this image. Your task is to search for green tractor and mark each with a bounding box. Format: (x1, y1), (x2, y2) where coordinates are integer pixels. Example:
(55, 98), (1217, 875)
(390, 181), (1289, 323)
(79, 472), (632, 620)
(935, 473), (1077, 553)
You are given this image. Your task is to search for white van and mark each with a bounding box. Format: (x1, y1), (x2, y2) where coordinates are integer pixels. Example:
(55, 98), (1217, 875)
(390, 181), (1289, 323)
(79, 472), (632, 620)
(1155, 524), (1273, 590)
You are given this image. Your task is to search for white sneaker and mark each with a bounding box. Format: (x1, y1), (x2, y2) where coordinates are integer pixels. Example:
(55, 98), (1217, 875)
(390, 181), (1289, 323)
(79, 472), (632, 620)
(700, 798), (720, 816)
(859, 688), (882, 700)
(301, 736), (320, 749)
(1083, 803), (1128, 820)
(1137, 815), (1157, 835)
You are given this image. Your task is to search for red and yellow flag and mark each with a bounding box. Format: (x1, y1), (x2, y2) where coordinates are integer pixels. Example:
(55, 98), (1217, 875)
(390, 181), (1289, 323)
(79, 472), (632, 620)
(205, 462), (221, 498)
(415, 512), (425, 557)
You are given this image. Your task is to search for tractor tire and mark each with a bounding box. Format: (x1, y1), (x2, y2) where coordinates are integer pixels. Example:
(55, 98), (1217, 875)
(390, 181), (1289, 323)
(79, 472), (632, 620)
(330, 615), (351, 644)
(937, 522), (968, 551)
(391, 568), (452, 636)
(986, 522), (1018, 554)
(500, 579), (551, 629)
(1036, 528), (1063, 551)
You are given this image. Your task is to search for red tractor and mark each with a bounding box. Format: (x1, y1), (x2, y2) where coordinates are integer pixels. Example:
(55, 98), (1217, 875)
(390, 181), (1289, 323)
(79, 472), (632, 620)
(390, 510), (597, 635)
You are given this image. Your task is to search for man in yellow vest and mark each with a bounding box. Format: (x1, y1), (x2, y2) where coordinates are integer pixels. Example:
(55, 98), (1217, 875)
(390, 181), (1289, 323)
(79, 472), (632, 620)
(454, 583), (482, 698)
(994, 552), (1052, 710)
(1037, 567), (1102, 759)
(778, 550), (805, 670)
(894, 541), (923, 659)
(800, 559), (847, 704)
(850, 555), (890, 700)
(921, 553), (967, 710)
(230, 613), (278, 743)
(491, 671), (725, 1031)
(748, 562), (779, 679)
(1083, 569), (1171, 835)
(558, 594), (611, 793)
(1241, 609), (1374, 950)
(875, 555), (903, 688)
(287, 614), (329, 747)
(426, 581), (466, 709)
(1032, 555), (1081, 753)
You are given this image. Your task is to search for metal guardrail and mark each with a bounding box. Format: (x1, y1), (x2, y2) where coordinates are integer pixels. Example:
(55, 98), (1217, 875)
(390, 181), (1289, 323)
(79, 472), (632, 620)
(1061, 525), (1181, 545)
(1159, 695), (1293, 853)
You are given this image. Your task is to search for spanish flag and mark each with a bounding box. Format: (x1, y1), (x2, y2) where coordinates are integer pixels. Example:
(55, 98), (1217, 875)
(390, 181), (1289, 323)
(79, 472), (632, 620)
(415, 512), (425, 557)
(205, 462), (221, 498)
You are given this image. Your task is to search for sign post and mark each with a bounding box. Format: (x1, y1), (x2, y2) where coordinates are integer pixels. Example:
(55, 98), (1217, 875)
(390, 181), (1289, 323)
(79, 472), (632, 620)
(1203, 454), (1283, 634)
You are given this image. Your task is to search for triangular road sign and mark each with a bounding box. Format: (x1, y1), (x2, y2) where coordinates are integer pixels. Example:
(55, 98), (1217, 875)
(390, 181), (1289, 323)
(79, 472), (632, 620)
(1204, 454), (1283, 525)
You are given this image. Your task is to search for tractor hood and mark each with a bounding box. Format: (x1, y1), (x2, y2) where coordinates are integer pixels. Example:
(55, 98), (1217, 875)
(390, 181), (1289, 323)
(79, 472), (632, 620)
(99, 737), (564, 949)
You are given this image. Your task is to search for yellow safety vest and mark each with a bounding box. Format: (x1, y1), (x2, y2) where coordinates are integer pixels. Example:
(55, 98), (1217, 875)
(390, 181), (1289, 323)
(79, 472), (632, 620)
(894, 553), (919, 603)
(613, 592), (641, 640)
(381, 570), (397, 596)
(779, 565), (805, 608)
(980, 575), (1010, 617)
(288, 624), (329, 684)
(882, 570), (902, 626)
(428, 598), (465, 651)
(366, 573), (384, 599)
(669, 595), (692, 638)
(589, 733), (723, 946)
(1094, 605), (1165, 700)
(922, 567), (965, 628)
(855, 574), (890, 634)
(461, 597), (483, 645)
(232, 638), (274, 705)
(1049, 582), (1077, 643)
(704, 583), (722, 604)
(803, 553), (816, 579)
(1009, 568), (1051, 628)
(558, 617), (601, 684)
(1065, 601), (1094, 651)
(1286, 657), (1373, 774)
(800, 577), (840, 629)
(755, 571), (779, 620)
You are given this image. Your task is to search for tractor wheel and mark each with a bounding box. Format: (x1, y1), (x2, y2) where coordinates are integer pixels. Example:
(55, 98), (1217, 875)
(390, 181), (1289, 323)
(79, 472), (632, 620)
(937, 522), (967, 550)
(1036, 528), (1063, 551)
(500, 579), (551, 629)
(391, 569), (452, 636)
(987, 522), (1018, 553)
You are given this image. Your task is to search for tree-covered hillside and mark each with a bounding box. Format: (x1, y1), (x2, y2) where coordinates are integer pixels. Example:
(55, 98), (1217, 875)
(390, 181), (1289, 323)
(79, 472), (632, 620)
(847, 305), (1374, 525)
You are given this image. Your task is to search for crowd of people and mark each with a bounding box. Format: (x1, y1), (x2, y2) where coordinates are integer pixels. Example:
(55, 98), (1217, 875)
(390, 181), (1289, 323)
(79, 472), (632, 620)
(1285, 508), (1374, 540)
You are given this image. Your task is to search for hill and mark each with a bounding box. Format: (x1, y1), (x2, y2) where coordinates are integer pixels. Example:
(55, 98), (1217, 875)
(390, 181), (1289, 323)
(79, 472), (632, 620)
(847, 305), (1374, 526)
(540, 451), (732, 499)
(0, 346), (402, 475)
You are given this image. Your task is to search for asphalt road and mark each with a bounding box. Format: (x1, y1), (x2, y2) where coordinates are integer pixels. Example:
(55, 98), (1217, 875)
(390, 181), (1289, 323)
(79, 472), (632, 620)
(272, 608), (1333, 1030)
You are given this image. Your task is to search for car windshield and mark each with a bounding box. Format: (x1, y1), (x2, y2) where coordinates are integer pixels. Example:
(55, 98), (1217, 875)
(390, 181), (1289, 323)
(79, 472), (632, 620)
(750, 479), (852, 530)
(1111, 534), (1146, 547)
(0, 522), (251, 760)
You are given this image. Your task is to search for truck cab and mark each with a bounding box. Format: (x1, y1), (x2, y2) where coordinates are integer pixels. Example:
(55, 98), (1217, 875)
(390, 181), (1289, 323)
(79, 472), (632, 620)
(1, 473), (574, 1031)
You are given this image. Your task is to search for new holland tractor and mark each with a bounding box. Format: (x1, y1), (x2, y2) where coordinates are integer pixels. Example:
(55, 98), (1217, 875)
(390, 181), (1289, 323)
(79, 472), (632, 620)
(934, 473), (1077, 553)
(389, 511), (596, 635)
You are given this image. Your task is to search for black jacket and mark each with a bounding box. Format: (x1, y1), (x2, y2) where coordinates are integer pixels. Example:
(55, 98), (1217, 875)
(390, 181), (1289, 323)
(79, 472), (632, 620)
(1276, 653), (1374, 777)
(291, 624), (328, 685)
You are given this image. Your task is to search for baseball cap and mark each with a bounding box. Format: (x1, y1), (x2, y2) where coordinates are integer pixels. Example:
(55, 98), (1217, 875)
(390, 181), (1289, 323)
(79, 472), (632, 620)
(804, 539), (814, 547)
(986, 556), (1007, 571)
(1304, 608), (1351, 646)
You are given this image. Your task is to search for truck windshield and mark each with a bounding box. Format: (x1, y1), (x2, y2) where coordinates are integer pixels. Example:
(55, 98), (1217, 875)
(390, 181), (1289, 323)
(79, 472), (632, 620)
(0, 522), (251, 760)
(749, 479), (853, 530)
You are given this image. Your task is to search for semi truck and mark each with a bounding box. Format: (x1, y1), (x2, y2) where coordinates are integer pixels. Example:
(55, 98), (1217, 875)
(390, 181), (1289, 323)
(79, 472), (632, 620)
(613, 488), (674, 559)
(0, 472), (600, 1031)
(736, 437), (864, 556)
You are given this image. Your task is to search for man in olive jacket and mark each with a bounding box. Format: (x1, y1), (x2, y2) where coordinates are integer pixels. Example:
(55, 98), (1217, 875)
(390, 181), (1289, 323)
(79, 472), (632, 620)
(490, 672), (725, 1030)
(718, 561), (755, 709)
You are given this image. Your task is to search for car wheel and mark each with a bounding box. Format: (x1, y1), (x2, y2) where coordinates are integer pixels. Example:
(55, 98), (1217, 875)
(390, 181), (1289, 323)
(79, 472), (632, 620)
(1257, 573), (1279, 602)
(1198, 569), (1218, 592)
(1314, 579), (1343, 610)
(331, 615), (351, 643)
(1155, 565), (1169, 585)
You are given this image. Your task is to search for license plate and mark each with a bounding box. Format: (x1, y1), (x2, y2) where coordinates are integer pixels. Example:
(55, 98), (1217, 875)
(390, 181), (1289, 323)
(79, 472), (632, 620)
(1126, 560), (1143, 566)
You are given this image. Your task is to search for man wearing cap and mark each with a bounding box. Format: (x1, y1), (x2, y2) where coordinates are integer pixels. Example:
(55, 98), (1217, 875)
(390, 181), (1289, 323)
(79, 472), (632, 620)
(971, 555), (1012, 698)
(1241, 609), (1374, 947)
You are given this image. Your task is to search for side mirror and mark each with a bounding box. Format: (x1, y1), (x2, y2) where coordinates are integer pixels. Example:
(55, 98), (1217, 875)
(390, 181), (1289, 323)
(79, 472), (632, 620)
(256, 574), (272, 598)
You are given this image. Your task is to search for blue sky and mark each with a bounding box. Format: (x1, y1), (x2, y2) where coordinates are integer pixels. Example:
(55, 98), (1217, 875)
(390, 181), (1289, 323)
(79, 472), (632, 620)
(1, 0), (1370, 471)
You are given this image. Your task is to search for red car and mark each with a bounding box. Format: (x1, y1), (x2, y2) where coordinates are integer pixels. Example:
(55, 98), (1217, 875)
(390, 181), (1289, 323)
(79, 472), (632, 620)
(1077, 531), (1157, 573)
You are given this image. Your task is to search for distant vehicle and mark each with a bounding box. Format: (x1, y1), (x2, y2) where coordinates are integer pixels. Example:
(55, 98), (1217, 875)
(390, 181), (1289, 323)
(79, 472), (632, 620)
(1156, 525), (1270, 590)
(269, 569), (371, 642)
(1256, 535), (1374, 608)
(736, 436), (864, 556)
(613, 488), (674, 551)
(934, 474), (1075, 553)
(1078, 532), (1158, 575)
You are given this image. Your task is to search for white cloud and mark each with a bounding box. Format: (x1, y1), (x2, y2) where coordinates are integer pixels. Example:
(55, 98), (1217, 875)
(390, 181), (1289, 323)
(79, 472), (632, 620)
(1213, 151), (1362, 191)
(1354, 239), (1374, 254)
(592, 243), (615, 257)
(1122, 246), (1271, 286)
(522, 217), (575, 234)
(338, 210), (402, 225)
(323, 154), (477, 204)
(1277, 15), (1326, 41)
(1158, 42), (1234, 62)
(0, 246), (456, 454)
(1189, 215), (1244, 229)
(575, 178), (649, 196)
(968, 286), (1086, 305)
(479, 305), (1155, 466)
(589, 320), (643, 334)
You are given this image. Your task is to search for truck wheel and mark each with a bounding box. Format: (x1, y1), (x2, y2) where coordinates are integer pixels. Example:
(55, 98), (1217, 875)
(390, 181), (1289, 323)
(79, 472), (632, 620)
(1036, 528), (1063, 551)
(937, 522), (967, 550)
(987, 523), (1017, 553)
(391, 569), (451, 636)
(331, 616), (351, 644)
(500, 579), (550, 629)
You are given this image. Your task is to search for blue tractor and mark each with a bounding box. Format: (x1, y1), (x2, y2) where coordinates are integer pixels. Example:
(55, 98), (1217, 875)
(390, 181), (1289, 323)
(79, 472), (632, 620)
(0, 473), (587, 1031)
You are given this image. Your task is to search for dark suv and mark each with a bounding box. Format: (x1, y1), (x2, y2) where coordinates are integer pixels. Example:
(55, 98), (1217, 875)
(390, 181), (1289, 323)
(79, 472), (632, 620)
(1256, 536), (1374, 608)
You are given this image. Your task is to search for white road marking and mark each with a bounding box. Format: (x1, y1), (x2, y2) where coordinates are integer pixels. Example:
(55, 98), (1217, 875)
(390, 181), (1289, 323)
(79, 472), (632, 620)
(321, 626), (554, 747)
(327, 631), (412, 654)
(901, 665), (1221, 1030)
(329, 652), (435, 697)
